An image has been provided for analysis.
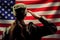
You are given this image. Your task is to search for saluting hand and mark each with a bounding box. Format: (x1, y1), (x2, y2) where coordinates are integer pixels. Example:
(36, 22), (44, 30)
(27, 10), (42, 19)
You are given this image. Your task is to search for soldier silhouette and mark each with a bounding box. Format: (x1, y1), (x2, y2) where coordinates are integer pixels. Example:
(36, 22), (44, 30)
(2, 3), (57, 40)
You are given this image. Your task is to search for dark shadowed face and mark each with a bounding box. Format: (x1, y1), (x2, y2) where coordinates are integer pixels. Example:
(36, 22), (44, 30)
(15, 8), (26, 20)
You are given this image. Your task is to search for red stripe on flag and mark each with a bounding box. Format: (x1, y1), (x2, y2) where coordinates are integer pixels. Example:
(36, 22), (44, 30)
(0, 31), (3, 35)
(56, 30), (60, 34)
(25, 14), (60, 20)
(0, 23), (11, 27)
(16, 0), (60, 4)
(34, 22), (60, 26)
(44, 15), (60, 19)
(41, 38), (60, 40)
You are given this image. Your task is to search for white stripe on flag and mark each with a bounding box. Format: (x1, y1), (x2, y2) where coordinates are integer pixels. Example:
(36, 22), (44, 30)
(26, 2), (60, 8)
(0, 20), (15, 24)
(42, 34), (60, 38)
(24, 18), (60, 24)
(27, 10), (60, 16)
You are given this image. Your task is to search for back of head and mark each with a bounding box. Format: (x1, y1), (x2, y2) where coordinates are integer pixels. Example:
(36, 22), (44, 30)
(13, 3), (27, 16)
(13, 3), (27, 20)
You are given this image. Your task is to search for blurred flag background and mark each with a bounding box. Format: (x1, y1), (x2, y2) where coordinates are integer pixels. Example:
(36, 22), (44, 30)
(0, 0), (60, 40)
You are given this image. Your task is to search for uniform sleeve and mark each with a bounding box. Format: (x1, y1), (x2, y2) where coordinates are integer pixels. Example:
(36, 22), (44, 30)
(37, 17), (57, 36)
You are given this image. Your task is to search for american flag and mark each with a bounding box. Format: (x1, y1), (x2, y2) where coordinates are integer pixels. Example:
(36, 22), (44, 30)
(0, 0), (60, 40)
(0, 0), (15, 40)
